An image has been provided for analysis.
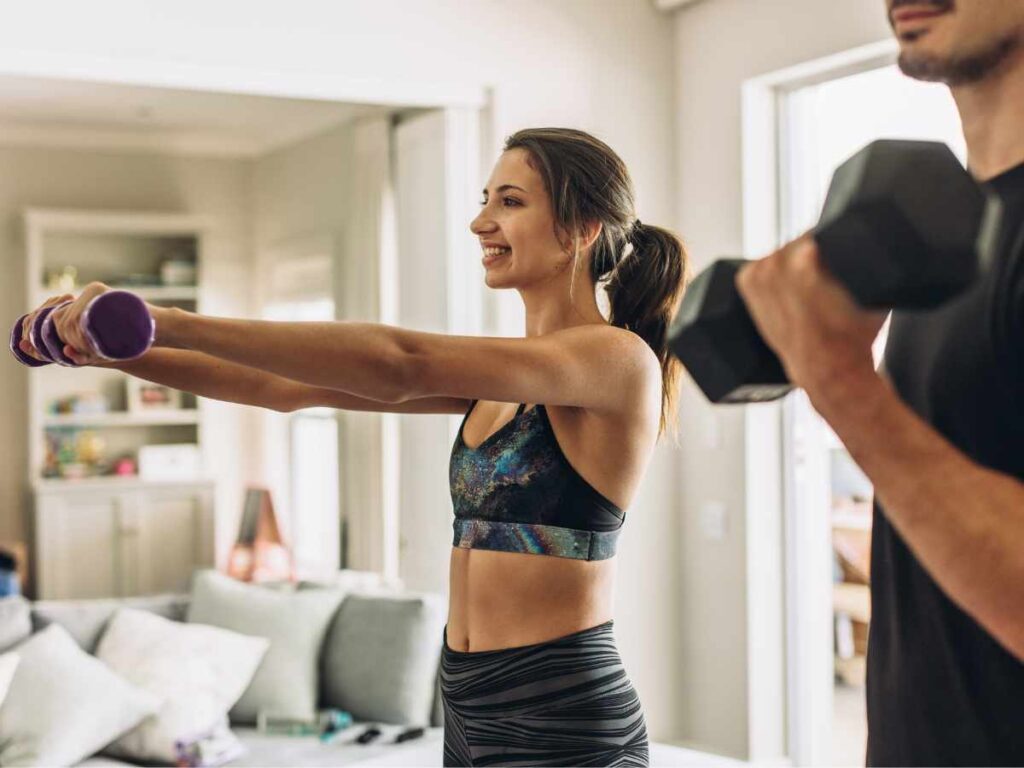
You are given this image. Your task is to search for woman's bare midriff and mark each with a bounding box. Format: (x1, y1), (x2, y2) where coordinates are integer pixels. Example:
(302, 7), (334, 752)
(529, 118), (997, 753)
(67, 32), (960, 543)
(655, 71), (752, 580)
(446, 546), (616, 652)
(445, 397), (651, 652)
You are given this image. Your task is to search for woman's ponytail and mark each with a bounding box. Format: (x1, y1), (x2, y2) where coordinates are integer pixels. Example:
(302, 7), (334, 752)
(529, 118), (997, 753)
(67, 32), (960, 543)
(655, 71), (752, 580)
(605, 222), (689, 440)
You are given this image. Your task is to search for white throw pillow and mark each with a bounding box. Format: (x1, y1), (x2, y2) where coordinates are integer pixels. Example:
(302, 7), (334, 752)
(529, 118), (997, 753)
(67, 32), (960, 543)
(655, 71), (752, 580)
(0, 624), (159, 767)
(0, 652), (18, 706)
(96, 608), (269, 764)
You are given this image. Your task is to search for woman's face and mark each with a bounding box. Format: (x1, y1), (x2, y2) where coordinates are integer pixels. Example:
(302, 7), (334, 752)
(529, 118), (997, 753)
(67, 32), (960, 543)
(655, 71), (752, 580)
(470, 149), (570, 289)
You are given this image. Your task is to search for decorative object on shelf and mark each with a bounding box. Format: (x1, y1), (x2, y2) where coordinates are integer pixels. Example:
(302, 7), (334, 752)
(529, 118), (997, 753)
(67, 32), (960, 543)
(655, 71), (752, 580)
(113, 456), (137, 477)
(227, 487), (294, 584)
(59, 462), (88, 480)
(75, 431), (107, 465)
(45, 265), (78, 293)
(159, 256), (197, 287)
(137, 443), (201, 481)
(48, 392), (110, 416)
(126, 378), (182, 412)
(43, 428), (110, 479)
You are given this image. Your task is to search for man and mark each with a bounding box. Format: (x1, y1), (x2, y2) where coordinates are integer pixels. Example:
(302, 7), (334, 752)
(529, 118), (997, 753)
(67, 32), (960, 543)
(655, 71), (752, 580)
(737, 1), (1024, 765)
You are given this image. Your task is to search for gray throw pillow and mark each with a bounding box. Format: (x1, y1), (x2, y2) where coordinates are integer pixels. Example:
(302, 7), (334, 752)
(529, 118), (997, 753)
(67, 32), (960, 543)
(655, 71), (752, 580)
(0, 624), (159, 767)
(321, 593), (446, 725)
(31, 593), (189, 652)
(0, 596), (31, 652)
(186, 570), (343, 724)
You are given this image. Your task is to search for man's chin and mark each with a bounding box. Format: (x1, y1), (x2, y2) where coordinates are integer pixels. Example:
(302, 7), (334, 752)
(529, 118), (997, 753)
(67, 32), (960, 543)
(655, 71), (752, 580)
(897, 49), (949, 82)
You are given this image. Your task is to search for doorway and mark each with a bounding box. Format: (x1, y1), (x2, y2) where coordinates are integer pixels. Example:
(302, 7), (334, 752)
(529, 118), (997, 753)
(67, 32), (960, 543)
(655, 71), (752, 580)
(0, 55), (485, 595)
(778, 54), (964, 766)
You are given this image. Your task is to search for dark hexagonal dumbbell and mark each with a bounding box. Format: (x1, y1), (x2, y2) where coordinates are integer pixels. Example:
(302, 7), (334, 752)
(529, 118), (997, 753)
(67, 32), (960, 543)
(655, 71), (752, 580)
(668, 139), (1000, 404)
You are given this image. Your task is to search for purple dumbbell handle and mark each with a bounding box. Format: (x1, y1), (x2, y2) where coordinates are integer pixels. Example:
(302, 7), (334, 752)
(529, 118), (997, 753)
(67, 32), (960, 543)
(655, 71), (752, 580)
(9, 291), (155, 367)
(9, 312), (49, 367)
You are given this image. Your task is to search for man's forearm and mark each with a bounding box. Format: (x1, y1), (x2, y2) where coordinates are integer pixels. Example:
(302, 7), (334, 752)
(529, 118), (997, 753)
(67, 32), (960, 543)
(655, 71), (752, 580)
(105, 348), (301, 412)
(810, 375), (1024, 660)
(154, 308), (411, 402)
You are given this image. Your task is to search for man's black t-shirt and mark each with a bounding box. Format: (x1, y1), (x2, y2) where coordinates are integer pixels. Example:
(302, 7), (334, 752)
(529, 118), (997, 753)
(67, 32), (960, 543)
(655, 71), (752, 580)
(867, 161), (1024, 766)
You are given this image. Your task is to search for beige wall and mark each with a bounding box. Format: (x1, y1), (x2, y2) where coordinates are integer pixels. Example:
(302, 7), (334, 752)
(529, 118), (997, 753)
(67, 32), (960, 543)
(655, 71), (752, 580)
(673, 0), (892, 758)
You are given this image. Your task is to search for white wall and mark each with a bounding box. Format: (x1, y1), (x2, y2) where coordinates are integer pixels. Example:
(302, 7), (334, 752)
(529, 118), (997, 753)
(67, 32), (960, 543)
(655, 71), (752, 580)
(673, 0), (892, 758)
(1, 0), (682, 742)
(0, 147), (254, 564)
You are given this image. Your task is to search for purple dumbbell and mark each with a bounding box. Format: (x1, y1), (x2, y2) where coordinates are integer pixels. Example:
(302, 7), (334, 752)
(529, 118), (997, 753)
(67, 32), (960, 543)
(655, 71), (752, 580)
(9, 290), (155, 367)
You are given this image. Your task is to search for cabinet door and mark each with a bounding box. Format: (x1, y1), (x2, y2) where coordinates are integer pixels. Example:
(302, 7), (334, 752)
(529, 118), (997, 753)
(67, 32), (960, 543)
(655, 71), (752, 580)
(134, 486), (215, 595)
(36, 492), (121, 600)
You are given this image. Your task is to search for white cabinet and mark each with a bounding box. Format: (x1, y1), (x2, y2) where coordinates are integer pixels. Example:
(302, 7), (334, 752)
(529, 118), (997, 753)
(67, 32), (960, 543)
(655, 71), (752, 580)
(34, 480), (215, 600)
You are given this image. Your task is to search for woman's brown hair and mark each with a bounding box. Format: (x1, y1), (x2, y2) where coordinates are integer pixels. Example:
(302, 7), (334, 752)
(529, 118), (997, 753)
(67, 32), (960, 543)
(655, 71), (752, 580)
(504, 127), (689, 439)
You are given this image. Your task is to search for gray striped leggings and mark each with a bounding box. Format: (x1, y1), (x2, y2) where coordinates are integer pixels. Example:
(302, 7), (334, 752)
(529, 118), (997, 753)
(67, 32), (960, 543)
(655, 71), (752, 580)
(440, 621), (649, 767)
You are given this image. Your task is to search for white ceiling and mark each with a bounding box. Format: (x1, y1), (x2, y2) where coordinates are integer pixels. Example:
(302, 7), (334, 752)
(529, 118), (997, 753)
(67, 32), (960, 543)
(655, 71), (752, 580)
(0, 74), (393, 157)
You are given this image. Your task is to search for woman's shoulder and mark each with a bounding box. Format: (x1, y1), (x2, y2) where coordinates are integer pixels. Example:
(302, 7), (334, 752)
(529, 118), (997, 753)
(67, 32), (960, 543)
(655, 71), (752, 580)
(575, 323), (661, 384)
(550, 323), (661, 415)
(554, 322), (656, 359)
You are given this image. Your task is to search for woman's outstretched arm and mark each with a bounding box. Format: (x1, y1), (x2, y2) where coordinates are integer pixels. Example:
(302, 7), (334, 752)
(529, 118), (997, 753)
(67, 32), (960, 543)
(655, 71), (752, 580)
(52, 282), (660, 415)
(104, 348), (470, 415)
(152, 306), (661, 415)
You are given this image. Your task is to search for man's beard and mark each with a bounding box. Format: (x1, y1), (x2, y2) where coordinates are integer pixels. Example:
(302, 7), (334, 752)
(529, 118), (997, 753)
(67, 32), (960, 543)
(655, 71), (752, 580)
(898, 32), (1020, 86)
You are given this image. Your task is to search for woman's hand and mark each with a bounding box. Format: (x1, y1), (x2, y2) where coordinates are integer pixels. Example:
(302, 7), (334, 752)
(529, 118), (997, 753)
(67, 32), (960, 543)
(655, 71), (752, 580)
(18, 293), (75, 363)
(50, 282), (116, 365)
(23, 282), (158, 366)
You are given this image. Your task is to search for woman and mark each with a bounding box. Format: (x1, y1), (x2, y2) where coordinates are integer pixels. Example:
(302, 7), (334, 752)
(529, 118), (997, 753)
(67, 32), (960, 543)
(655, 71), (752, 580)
(19, 127), (688, 767)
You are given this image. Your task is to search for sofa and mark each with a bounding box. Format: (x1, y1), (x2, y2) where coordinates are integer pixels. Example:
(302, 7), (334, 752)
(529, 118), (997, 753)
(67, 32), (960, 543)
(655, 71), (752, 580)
(0, 569), (741, 767)
(0, 569), (449, 767)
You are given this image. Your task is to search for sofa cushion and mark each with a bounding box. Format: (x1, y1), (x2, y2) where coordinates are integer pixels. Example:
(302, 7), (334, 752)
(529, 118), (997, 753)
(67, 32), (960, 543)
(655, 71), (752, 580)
(0, 624), (159, 767)
(0, 652), (17, 707)
(0, 596), (31, 652)
(30, 593), (188, 653)
(321, 593), (445, 725)
(186, 569), (344, 725)
(96, 608), (268, 763)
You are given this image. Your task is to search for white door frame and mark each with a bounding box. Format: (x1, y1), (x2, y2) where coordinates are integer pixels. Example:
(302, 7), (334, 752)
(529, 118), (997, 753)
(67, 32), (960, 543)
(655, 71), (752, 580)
(741, 39), (897, 765)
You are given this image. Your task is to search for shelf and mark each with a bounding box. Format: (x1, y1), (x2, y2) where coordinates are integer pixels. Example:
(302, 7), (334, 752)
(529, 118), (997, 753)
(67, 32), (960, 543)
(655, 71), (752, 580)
(114, 285), (197, 301)
(43, 410), (199, 428)
(34, 476), (214, 493)
(25, 208), (210, 507)
(33, 285), (197, 303)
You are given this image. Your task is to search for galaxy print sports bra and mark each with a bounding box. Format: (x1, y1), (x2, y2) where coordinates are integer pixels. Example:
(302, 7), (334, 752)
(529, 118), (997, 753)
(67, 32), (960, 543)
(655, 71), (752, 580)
(449, 400), (625, 561)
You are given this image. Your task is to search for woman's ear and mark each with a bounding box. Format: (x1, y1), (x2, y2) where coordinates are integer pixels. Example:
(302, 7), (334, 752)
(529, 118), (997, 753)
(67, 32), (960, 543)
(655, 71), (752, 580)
(579, 220), (602, 252)
(556, 221), (602, 257)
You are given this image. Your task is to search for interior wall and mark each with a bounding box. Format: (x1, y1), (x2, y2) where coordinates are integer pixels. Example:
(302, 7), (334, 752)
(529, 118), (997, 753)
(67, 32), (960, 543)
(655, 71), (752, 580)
(2, 0), (682, 742)
(0, 146), (254, 567)
(673, 0), (892, 758)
